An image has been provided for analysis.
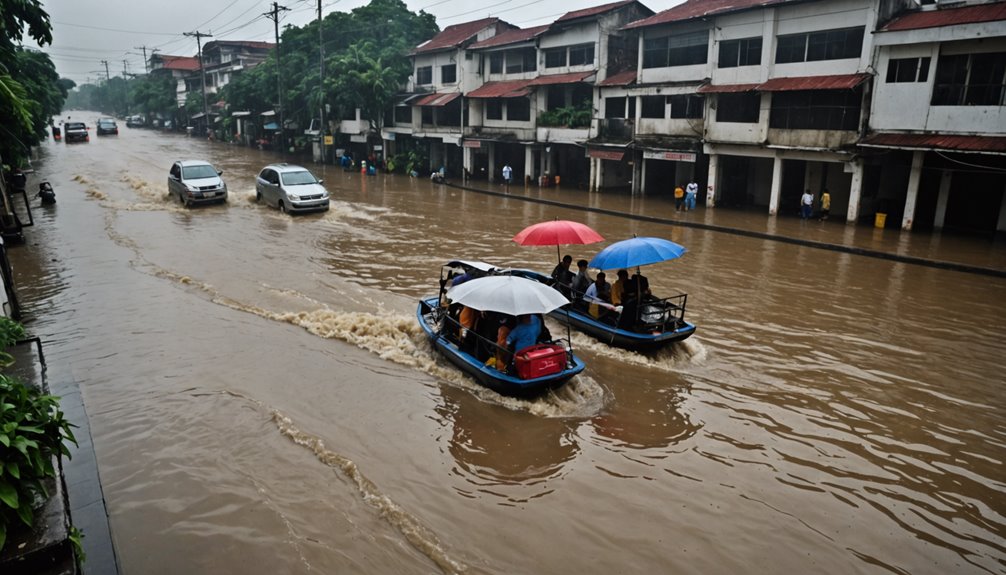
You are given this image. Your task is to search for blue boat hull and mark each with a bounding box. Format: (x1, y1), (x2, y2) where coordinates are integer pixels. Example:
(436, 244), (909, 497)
(417, 297), (586, 396)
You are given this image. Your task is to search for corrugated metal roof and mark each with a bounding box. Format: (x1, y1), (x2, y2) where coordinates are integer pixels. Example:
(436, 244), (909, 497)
(757, 73), (870, 91)
(557, 0), (637, 23)
(598, 70), (637, 86)
(697, 82), (761, 93)
(528, 71), (596, 86)
(467, 80), (532, 98)
(414, 92), (462, 107)
(158, 55), (200, 71)
(469, 25), (549, 49)
(860, 132), (1006, 154)
(413, 18), (510, 55)
(624, 0), (800, 30)
(881, 2), (1006, 32)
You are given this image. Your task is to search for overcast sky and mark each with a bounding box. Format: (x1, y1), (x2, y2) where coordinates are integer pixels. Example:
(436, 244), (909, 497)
(40, 0), (685, 84)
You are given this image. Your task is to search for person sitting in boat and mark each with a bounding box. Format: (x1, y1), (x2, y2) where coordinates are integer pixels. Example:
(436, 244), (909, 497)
(458, 305), (478, 354)
(631, 272), (652, 299)
(611, 269), (629, 306)
(506, 314), (541, 357)
(570, 259), (591, 305)
(550, 255), (575, 298)
(617, 276), (640, 331)
(494, 316), (516, 372)
(583, 272), (615, 319)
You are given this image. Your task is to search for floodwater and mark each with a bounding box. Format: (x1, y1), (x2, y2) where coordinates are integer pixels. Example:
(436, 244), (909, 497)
(8, 118), (1005, 575)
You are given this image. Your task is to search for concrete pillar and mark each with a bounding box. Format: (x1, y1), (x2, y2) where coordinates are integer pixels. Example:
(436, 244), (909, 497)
(768, 155), (783, 215)
(706, 153), (718, 208)
(902, 150), (924, 231)
(588, 157), (597, 192)
(463, 145), (473, 179)
(640, 158), (648, 196)
(524, 145), (534, 185)
(934, 170), (952, 229)
(998, 181), (1006, 232)
(596, 159), (605, 191)
(847, 160), (863, 224)
(631, 151), (643, 195)
(488, 143), (496, 183)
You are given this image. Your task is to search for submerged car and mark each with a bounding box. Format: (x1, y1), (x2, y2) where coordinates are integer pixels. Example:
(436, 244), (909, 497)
(255, 164), (330, 213)
(96, 118), (118, 135)
(126, 115), (145, 128)
(64, 122), (88, 143)
(168, 160), (228, 206)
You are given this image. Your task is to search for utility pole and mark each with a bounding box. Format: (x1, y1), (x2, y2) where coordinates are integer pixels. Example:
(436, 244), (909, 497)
(123, 60), (130, 115)
(135, 45), (150, 73)
(100, 60), (111, 113)
(265, 2), (289, 152)
(184, 31), (213, 135)
(318, 0), (326, 163)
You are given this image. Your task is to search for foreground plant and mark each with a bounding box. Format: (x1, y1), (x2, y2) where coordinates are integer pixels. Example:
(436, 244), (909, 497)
(0, 373), (77, 551)
(0, 318), (25, 368)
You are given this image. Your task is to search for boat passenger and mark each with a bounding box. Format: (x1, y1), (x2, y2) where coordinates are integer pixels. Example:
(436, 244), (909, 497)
(506, 314), (542, 356)
(611, 269), (629, 305)
(570, 259), (591, 303)
(551, 255), (574, 298)
(584, 272), (613, 319)
(459, 305), (478, 353)
(495, 316), (515, 372)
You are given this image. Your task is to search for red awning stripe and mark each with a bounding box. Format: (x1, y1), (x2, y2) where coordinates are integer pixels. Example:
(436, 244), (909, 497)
(860, 133), (1006, 154)
(466, 80), (532, 99)
(757, 73), (871, 92)
(528, 71), (596, 86)
(414, 92), (461, 107)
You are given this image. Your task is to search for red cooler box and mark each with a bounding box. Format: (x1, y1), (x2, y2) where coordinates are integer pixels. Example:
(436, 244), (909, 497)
(514, 344), (566, 379)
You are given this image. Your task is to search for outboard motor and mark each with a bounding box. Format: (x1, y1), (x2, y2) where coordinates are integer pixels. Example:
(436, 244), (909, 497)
(37, 181), (56, 204)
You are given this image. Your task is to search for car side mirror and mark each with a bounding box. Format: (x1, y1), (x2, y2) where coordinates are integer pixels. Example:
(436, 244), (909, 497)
(217, 170), (223, 176)
(317, 179), (324, 185)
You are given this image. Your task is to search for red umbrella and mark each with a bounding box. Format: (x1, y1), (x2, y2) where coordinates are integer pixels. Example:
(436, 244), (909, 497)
(512, 220), (604, 260)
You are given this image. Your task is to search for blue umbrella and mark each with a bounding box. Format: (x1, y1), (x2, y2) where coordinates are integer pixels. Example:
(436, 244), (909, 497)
(588, 237), (687, 270)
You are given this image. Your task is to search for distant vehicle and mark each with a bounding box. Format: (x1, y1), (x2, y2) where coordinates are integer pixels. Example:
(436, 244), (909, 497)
(96, 118), (118, 135)
(64, 122), (89, 143)
(167, 160), (228, 207)
(126, 115), (145, 128)
(255, 164), (330, 214)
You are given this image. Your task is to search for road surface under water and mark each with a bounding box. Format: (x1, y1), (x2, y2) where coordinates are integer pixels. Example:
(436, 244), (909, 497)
(8, 119), (1005, 574)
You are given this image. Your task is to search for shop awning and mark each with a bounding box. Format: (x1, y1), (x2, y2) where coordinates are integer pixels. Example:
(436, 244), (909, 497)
(598, 70), (637, 87)
(467, 80), (531, 99)
(757, 73), (871, 92)
(414, 92), (462, 107)
(860, 132), (1006, 155)
(697, 82), (760, 94)
(529, 71), (596, 86)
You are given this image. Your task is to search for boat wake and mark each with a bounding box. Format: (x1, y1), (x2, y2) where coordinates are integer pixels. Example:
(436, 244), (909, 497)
(564, 327), (708, 372)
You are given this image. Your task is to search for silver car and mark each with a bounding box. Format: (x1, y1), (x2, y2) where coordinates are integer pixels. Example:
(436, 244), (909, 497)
(168, 160), (228, 206)
(255, 164), (330, 213)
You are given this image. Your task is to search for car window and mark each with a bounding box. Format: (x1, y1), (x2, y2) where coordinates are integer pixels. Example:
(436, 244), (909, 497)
(182, 165), (218, 180)
(170, 164), (180, 178)
(281, 170), (317, 185)
(66, 123), (86, 130)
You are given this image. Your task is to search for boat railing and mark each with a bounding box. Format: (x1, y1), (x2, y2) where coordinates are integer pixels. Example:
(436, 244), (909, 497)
(632, 293), (687, 329)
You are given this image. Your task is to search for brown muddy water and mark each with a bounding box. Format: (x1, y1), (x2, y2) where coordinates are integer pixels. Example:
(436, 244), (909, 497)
(7, 118), (1005, 574)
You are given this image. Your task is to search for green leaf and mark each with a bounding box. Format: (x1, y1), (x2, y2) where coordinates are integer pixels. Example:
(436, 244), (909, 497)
(0, 479), (18, 508)
(16, 499), (33, 526)
(0, 521), (6, 552)
(0, 433), (8, 447)
(5, 461), (18, 479)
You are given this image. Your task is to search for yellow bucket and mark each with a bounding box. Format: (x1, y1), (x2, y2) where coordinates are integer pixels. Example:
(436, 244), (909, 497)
(874, 213), (887, 229)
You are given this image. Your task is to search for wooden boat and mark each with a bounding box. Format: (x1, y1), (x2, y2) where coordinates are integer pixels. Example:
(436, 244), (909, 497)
(509, 269), (696, 351)
(416, 261), (586, 396)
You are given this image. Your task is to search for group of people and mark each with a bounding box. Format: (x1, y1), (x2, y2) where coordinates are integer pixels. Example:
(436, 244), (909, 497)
(800, 188), (832, 220)
(674, 180), (699, 212)
(550, 255), (651, 328)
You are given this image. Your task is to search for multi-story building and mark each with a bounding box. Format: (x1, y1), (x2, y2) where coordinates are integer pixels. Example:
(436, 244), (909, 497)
(199, 41), (274, 96)
(862, 1), (1006, 232)
(149, 54), (200, 108)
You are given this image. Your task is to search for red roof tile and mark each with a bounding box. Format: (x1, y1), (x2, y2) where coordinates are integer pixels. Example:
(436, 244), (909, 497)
(860, 133), (1006, 154)
(557, 0), (636, 23)
(469, 25), (549, 49)
(467, 80), (532, 98)
(882, 2), (1006, 32)
(697, 82), (760, 93)
(413, 18), (511, 54)
(757, 73), (870, 91)
(157, 55), (200, 71)
(528, 71), (596, 85)
(624, 0), (799, 29)
(414, 92), (462, 107)
(598, 70), (637, 86)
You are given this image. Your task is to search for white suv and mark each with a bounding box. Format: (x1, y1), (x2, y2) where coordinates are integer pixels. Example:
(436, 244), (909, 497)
(168, 160), (227, 206)
(255, 164), (330, 214)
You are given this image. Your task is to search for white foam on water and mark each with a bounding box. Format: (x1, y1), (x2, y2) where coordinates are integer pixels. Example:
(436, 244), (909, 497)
(565, 328), (708, 373)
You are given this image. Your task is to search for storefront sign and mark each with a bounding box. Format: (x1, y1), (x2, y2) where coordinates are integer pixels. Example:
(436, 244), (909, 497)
(643, 150), (696, 162)
(588, 149), (625, 161)
(324, 135), (334, 145)
(373, 145), (383, 151)
(463, 140), (482, 148)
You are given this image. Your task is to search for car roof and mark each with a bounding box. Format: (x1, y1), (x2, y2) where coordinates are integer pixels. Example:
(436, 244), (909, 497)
(264, 163), (310, 173)
(177, 160), (215, 167)
(99, 118), (116, 122)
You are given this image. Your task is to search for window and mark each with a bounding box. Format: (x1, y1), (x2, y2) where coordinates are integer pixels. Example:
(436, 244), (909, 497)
(642, 30), (708, 69)
(719, 37), (762, 68)
(932, 52), (1006, 106)
(775, 27), (864, 64)
(640, 95), (666, 118)
(569, 44), (595, 66)
(605, 96), (626, 119)
(716, 92), (760, 123)
(416, 66), (432, 85)
(394, 106), (411, 124)
(669, 94), (703, 119)
(886, 57), (931, 83)
(505, 48), (537, 74)
(441, 64), (456, 84)
(486, 99), (503, 120)
(547, 88), (566, 110)
(507, 98), (531, 121)
(769, 89), (862, 130)
(545, 48), (566, 68)
(490, 52), (503, 74)
(421, 107), (433, 124)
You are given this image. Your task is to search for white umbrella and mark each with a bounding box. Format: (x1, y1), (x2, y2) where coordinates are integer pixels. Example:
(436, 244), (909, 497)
(446, 275), (569, 315)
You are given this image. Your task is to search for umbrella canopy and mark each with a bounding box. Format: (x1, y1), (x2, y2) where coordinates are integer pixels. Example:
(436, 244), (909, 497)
(512, 219), (604, 247)
(589, 237), (687, 270)
(447, 275), (569, 315)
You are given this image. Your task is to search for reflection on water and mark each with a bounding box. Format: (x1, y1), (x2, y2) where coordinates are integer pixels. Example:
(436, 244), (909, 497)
(7, 125), (1005, 575)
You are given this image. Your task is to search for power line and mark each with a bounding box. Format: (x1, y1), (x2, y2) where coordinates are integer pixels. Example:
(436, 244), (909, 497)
(53, 20), (178, 36)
